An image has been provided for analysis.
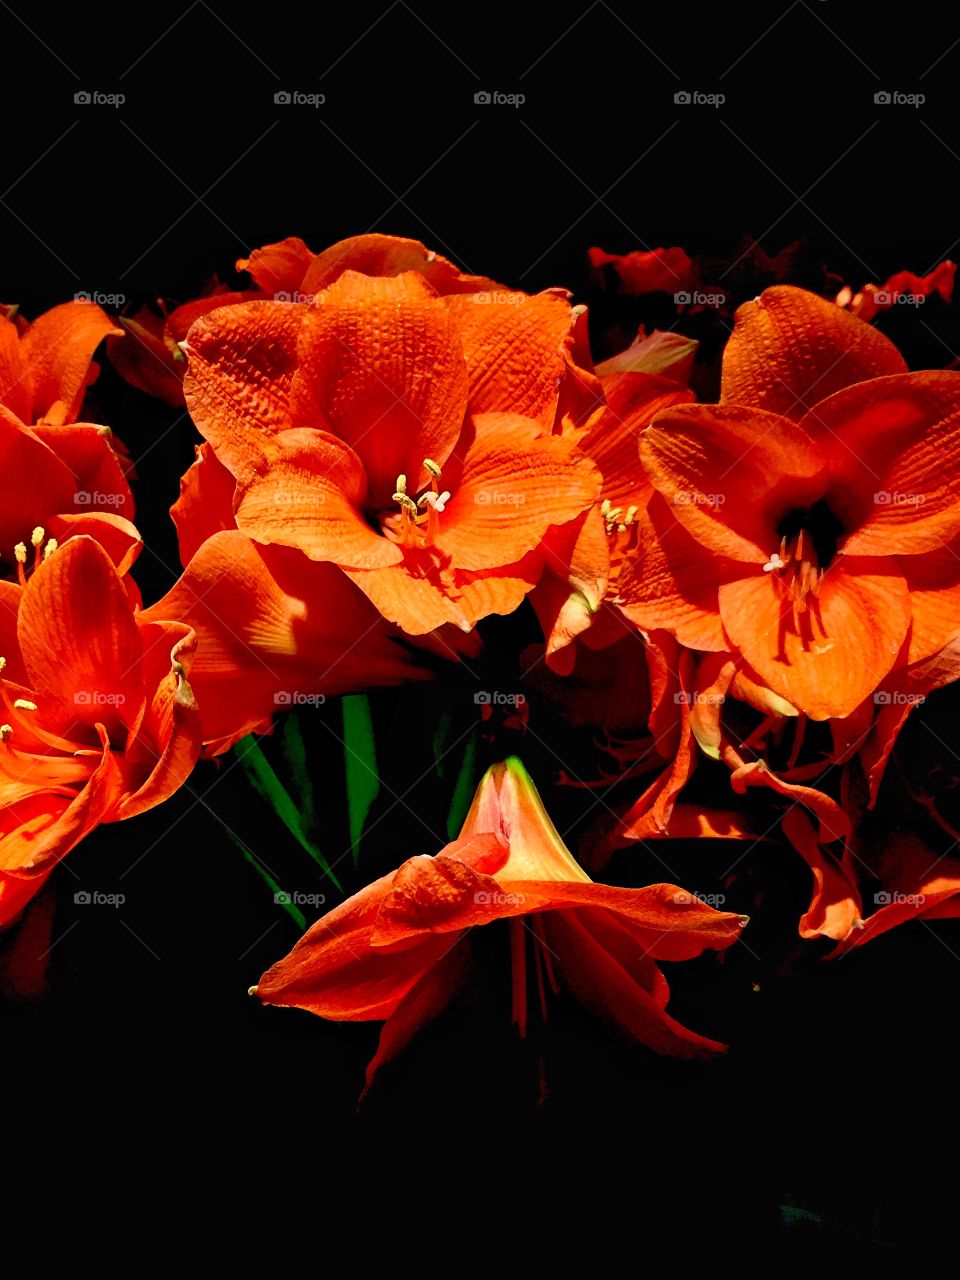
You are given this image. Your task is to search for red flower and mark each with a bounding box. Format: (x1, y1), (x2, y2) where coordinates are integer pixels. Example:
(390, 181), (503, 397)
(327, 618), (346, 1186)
(179, 267), (600, 633)
(0, 537), (200, 924)
(837, 260), (956, 321)
(621, 286), (960, 720)
(252, 756), (746, 1092)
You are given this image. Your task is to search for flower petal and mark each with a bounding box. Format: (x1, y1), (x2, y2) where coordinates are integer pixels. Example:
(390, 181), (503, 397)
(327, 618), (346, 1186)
(291, 271), (469, 508)
(721, 285), (906, 420)
(436, 413), (600, 572)
(233, 428), (402, 569)
(20, 301), (121, 424)
(299, 233), (497, 297)
(718, 559), (910, 719)
(641, 402), (828, 561)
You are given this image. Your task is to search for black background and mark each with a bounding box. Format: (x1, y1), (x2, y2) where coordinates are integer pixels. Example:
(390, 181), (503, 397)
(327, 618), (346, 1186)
(4, 1), (959, 1261)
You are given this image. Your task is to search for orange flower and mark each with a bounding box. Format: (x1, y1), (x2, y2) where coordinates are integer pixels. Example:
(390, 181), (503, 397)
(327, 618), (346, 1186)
(0, 537), (200, 924)
(180, 269), (600, 633)
(140, 529), (481, 755)
(252, 756), (746, 1091)
(0, 411), (137, 585)
(620, 286), (960, 720)
(110, 233), (502, 405)
(0, 299), (120, 425)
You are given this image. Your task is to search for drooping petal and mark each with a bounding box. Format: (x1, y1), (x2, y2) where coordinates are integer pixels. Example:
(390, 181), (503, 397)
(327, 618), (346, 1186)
(28, 422), (134, 522)
(20, 301), (121, 424)
(254, 870), (460, 1020)
(721, 285), (907, 420)
(781, 807), (863, 941)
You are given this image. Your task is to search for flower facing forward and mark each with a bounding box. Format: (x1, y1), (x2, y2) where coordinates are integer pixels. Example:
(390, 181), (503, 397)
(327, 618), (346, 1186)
(0, 537), (200, 924)
(252, 757), (746, 1091)
(179, 268), (600, 634)
(620, 286), (960, 719)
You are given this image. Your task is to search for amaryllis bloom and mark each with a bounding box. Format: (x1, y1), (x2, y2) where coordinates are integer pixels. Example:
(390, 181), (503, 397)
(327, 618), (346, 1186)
(180, 268), (600, 633)
(621, 286), (960, 720)
(140, 529), (481, 755)
(1, 299), (120, 425)
(588, 246), (694, 296)
(109, 233), (501, 406)
(0, 536), (200, 925)
(0, 411), (137, 585)
(252, 756), (747, 1091)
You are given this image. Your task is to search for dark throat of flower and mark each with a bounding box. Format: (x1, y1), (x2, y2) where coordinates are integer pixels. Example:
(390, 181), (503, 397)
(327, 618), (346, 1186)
(763, 499), (845, 628)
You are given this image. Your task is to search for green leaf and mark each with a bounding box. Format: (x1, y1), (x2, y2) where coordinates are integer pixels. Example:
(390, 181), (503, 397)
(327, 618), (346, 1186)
(445, 730), (479, 840)
(235, 839), (306, 931)
(342, 694), (380, 867)
(281, 712), (316, 835)
(233, 735), (342, 891)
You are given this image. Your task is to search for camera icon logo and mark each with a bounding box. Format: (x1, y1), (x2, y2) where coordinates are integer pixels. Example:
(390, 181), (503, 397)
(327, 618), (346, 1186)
(74, 891), (91, 904)
(274, 891), (292, 905)
(874, 91), (891, 105)
(474, 691), (491, 705)
(274, 91), (292, 105)
(474, 91), (491, 104)
(274, 690), (292, 705)
(74, 691), (92, 705)
(674, 91), (691, 105)
(74, 91), (91, 105)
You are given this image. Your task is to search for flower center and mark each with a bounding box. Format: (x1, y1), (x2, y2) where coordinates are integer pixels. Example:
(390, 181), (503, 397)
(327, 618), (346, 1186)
(381, 459), (451, 550)
(764, 501), (844, 616)
(601, 499), (639, 538)
(10, 526), (57, 585)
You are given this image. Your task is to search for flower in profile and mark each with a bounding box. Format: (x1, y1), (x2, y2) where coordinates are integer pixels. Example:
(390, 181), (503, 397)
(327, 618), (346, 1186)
(0, 537), (200, 924)
(620, 286), (960, 720)
(1, 299), (120, 425)
(252, 756), (746, 1092)
(836, 260), (955, 321)
(180, 268), (600, 633)
(588, 246), (694, 296)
